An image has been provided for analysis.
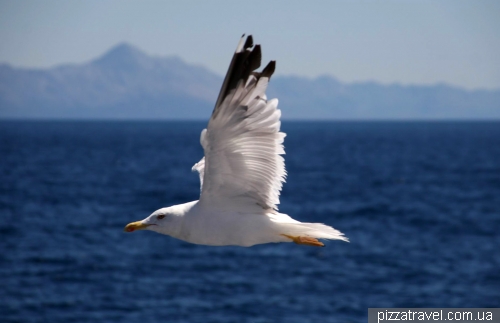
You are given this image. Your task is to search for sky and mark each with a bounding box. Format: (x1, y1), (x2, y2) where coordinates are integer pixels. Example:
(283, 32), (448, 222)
(0, 0), (499, 90)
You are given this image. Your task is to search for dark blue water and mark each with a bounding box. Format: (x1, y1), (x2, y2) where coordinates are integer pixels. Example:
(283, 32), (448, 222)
(1, 121), (499, 323)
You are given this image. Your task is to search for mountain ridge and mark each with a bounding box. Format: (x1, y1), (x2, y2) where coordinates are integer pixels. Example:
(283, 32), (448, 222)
(1, 43), (499, 120)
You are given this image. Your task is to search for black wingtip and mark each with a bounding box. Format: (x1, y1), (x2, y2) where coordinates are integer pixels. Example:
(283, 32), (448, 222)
(248, 44), (262, 69)
(244, 35), (253, 50)
(212, 36), (275, 116)
(261, 60), (276, 78)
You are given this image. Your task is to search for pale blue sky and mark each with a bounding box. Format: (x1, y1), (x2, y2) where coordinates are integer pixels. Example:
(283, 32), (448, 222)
(1, 0), (499, 89)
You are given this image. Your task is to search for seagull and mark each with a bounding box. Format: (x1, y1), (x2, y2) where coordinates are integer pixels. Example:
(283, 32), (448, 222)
(124, 35), (348, 247)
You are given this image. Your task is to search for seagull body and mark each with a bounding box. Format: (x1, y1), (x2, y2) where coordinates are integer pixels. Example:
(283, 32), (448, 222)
(125, 35), (348, 247)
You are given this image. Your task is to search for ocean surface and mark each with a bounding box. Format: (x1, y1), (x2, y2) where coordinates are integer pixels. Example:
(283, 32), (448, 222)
(1, 121), (499, 323)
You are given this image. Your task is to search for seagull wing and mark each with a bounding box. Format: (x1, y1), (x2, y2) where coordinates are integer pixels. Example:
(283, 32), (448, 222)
(195, 35), (286, 210)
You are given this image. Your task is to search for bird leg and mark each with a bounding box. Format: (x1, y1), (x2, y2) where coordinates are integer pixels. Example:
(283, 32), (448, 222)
(281, 234), (325, 247)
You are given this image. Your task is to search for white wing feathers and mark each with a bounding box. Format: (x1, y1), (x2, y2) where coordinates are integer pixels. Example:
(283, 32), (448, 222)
(192, 35), (286, 210)
(191, 156), (205, 192)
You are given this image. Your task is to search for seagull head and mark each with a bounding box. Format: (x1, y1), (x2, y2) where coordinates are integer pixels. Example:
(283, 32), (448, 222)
(124, 206), (181, 236)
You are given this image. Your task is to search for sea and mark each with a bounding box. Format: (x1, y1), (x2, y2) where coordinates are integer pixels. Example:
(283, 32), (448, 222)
(1, 121), (499, 323)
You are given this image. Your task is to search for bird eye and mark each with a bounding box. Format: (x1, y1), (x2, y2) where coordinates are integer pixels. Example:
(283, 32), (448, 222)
(157, 214), (165, 220)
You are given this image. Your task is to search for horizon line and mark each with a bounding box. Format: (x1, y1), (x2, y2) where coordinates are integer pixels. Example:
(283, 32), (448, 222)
(2, 118), (500, 123)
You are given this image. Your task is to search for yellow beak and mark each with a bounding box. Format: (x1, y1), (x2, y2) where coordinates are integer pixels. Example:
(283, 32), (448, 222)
(124, 221), (150, 232)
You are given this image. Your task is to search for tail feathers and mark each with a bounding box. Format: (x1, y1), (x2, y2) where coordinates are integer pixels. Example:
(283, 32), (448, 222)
(285, 222), (349, 242)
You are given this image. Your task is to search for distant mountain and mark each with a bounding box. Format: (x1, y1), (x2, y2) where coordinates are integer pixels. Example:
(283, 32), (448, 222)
(1, 43), (499, 119)
(269, 76), (500, 119)
(0, 43), (220, 119)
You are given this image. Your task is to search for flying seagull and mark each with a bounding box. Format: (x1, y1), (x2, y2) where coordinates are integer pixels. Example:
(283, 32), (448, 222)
(124, 35), (348, 247)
